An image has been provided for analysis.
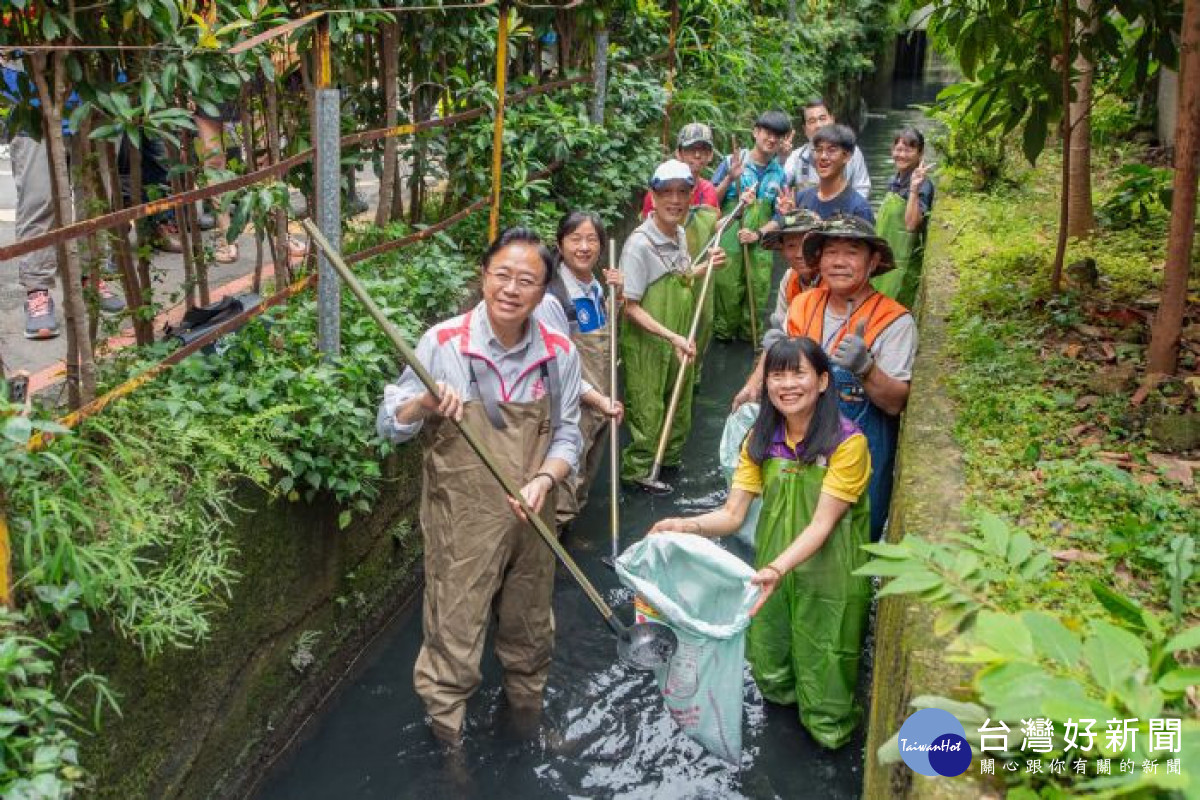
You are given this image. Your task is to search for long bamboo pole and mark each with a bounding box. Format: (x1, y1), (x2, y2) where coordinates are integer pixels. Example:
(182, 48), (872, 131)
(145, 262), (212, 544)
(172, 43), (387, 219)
(742, 241), (759, 348)
(608, 246), (620, 563)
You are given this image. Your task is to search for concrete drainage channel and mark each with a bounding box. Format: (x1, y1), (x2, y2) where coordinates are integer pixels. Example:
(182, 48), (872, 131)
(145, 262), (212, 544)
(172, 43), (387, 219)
(74, 77), (990, 800)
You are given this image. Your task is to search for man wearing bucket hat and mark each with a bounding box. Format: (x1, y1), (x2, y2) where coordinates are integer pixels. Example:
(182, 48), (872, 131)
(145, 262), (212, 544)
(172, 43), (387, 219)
(735, 214), (915, 540)
(620, 159), (726, 482)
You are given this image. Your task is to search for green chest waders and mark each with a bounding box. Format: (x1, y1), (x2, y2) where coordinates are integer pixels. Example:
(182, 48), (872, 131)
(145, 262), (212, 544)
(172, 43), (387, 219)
(872, 191), (927, 309)
(747, 453), (872, 749)
(713, 197), (773, 342)
(619, 272), (697, 482)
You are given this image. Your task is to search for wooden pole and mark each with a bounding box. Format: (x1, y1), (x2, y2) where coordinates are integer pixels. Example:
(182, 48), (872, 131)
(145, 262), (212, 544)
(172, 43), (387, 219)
(608, 246), (620, 562)
(0, 507), (11, 607)
(489, 2), (510, 241)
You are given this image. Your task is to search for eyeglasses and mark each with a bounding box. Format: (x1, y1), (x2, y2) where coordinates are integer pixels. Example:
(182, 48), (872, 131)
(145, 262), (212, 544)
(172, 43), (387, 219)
(486, 269), (544, 292)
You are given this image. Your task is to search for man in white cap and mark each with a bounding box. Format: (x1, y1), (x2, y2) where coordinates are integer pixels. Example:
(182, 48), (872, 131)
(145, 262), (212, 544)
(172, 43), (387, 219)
(620, 159), (726, 482)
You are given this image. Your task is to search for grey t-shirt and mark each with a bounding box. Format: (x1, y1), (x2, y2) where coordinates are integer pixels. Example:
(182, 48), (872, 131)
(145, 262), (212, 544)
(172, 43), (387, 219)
(620, 216), (691, 302)
(819, 305), (917, 381)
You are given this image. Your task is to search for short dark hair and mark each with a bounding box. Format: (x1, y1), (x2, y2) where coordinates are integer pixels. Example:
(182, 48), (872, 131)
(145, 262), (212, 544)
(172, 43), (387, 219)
(746, 337), (843, 465)
(803, 97), (830, 114)
(555, 210), (608, 263)
(754, 110), (792, 136)
(812, 123), (856, 153)
(481, 227), (555, 284)
(893, 126), (925, 152)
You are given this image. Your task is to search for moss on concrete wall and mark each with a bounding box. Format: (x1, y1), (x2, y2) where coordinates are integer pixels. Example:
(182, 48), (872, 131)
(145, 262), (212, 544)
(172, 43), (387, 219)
(77, 445), (426, 799)
(861, 224), (997, 800)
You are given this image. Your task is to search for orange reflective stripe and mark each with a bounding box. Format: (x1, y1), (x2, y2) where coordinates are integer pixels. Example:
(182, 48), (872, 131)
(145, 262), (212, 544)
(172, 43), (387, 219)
(785, 287), (907, 349)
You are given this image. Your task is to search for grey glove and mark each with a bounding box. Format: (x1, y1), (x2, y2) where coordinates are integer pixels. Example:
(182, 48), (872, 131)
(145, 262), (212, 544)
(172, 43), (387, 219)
(831, 320), (874, 379)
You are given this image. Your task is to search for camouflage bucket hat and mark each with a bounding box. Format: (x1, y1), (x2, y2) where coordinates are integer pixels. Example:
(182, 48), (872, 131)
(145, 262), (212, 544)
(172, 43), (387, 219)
(762, 209), (822, 250)
(802, 213), (896, 275)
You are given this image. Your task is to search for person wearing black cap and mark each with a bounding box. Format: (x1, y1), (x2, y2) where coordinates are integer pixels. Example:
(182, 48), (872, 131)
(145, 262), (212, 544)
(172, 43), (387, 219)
(709, 110), (791, 342)
(735, 215), (916, 541)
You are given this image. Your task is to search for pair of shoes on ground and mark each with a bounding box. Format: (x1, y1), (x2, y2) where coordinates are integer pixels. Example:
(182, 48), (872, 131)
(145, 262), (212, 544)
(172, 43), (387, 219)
(25, 281), (126, 340)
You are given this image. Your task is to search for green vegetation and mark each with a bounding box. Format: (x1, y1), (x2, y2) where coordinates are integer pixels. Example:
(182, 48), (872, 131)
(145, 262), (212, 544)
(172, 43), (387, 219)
(2, 2), (903, 792)
(863, 143), (1198, 796)
(670, 0), (899, 143)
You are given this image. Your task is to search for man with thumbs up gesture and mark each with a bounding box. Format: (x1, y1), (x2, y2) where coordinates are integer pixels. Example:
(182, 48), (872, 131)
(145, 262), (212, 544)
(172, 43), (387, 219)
(734, 214), (916, 540)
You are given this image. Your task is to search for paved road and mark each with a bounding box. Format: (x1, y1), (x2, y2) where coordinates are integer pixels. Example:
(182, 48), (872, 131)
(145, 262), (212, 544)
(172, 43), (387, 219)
(0, 154), (382, 391)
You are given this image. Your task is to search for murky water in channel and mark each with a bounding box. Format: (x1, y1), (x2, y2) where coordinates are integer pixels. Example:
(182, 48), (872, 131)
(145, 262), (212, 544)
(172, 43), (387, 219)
(253, 77), (947, 800)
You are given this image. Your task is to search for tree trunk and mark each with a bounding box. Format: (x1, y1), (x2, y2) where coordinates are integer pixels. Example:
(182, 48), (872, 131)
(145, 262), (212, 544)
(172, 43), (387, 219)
(784, 0), (797, 61)
(376, 21), (400, 227)
(126, 142), (159, 330)
(263, 77), (290, 288)
(30, 53), (95, 405)
(172, 132), (201, 309)
(1067, 0), (1097, 237)
(408, 84), (426, 226)
(68, 117), (102, 343)
(1147, 0), (1200, 375)
(1050, 0), (1073, 294)
(100, 141), (149, 345)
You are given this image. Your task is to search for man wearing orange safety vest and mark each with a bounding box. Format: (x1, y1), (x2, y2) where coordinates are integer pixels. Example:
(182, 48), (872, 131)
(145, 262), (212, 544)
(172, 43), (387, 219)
(735, 215), (915, 540)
